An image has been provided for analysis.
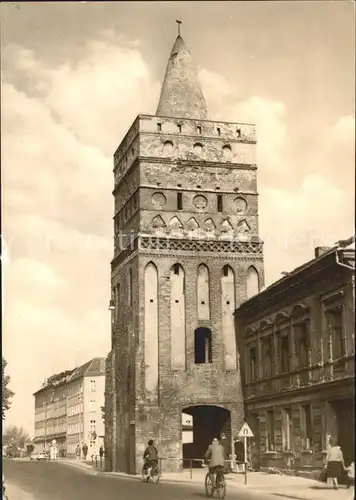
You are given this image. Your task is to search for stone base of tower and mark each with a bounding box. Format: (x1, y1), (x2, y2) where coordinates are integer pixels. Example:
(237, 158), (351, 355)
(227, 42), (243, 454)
(112, 401), (245, 475)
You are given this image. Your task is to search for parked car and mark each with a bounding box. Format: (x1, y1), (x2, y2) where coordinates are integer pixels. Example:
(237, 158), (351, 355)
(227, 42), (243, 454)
(34, 452), (48, 461)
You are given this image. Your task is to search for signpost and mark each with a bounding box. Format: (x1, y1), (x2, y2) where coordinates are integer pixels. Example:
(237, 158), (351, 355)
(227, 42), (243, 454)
(237, 422), (254, 485)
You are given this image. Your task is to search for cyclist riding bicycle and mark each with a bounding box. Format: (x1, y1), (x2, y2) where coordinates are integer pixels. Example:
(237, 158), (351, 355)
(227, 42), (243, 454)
(143, 440), (158, 479)
(204, 438), (225, 486)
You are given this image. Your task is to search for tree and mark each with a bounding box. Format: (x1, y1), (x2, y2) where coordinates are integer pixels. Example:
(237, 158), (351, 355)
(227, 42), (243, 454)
(2, 358), (14, 419)
(3, 425), (30, 457)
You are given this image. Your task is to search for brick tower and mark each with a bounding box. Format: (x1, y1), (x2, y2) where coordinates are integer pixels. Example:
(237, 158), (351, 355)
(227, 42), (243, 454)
(105, 32), (264, 474)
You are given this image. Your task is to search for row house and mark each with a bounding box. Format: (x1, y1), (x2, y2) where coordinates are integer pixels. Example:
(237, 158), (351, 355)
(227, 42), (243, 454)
(235, 238), (355, 470)
(33, 358), (106, 457)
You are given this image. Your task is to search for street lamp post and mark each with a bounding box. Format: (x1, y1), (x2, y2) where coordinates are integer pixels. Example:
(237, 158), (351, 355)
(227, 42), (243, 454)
(108, 298), (116, 471)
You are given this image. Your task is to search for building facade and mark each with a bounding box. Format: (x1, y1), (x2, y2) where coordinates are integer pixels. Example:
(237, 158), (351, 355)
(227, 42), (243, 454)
(235, 239), (355, 471)
(33, 370), (73, 455)
(33, 358), (105, 457)
(66, 358), (106, 457)
(105, 32), (264, 474)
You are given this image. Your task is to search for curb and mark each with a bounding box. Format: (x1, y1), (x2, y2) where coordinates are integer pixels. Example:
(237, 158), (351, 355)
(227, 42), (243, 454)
(56, 461), (326, 500)
(56, 460), (99, 476)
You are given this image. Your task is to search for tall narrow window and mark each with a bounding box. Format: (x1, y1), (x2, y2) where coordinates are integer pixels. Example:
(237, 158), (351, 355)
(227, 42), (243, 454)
(279, 333), (290, 373)
(171, 263), (186, 370)
(327, 308), (344, 359)
(197, 125), (202, 135)
(294, 321), (309, 367)
(177, 124), (182, 133)
(217, 195), (223, 213)
(249, 346), (257, 381)
(301, 404), (313, 449)
(157, 123), (162, 131)
(283, 408), (292, 450)
(89, 380), (96, 393)
(197, 264), (210, 320)
(247, 266), (260, 299)
(217, 127), (221, 136)
(266, 410), (275, 451)
(177, 192), (183, 210)
(262, 336), (273, 377)
(194, 328), (212, 364)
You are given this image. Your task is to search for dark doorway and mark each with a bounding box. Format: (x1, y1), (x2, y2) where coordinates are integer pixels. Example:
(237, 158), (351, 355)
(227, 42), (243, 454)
(234, 440), (245, 462)
(182, 405), (230, 466)
(194, 328), (212, 364)
(332, 398), (354, 465)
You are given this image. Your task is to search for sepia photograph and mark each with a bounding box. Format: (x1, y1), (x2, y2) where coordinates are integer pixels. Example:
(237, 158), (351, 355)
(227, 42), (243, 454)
(1, 1), (355, 500)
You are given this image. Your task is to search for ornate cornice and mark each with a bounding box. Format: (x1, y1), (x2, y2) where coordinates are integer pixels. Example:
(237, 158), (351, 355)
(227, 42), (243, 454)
(111, 235), (263, 268)
(138, 156), (257, 169)
(139, 236), (263, 254)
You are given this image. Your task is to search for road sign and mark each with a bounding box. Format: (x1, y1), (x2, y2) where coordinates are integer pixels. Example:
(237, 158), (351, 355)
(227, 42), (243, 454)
(237, 422), (254, 438)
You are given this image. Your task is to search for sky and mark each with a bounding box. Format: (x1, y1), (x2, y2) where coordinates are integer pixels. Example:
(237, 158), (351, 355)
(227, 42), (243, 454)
(1, 1), (355, 436)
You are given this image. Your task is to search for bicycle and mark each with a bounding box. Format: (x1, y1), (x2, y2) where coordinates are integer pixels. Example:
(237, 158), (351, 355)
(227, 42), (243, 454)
(142, 461), (160, 484)
(205, 467), (226, 499)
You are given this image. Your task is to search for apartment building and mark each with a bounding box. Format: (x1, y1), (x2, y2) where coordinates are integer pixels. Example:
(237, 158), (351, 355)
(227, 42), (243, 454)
(66, 358), (106, 457)
(33, 358), (105, 457)
(33, 370), (73, 454)
(235, 238), (355, 470)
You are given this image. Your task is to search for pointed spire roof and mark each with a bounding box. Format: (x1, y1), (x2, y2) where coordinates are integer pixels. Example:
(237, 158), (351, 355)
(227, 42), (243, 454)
(156, 35), (208, 120)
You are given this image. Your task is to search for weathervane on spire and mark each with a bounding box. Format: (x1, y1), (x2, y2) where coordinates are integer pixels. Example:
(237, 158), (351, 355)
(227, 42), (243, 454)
(176, 19), (182, 37)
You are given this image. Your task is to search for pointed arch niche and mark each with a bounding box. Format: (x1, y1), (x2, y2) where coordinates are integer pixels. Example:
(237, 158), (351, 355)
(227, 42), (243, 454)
(247, 266), (259, 299)
(197, 264), (210, 320)
(171, 263), (186, 370)
(221, 265), (237, 370)
(144, 262), (159, 396)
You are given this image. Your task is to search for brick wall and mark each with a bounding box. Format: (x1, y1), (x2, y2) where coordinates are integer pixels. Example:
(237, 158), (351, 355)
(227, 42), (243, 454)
(108, 112), (263, 474)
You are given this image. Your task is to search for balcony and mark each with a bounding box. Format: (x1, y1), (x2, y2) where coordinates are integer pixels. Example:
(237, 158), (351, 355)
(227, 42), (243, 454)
(244, 355), (354, 400)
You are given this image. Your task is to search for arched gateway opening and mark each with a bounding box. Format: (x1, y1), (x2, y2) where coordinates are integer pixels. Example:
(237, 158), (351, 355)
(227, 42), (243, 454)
(182, 405), (231, 466)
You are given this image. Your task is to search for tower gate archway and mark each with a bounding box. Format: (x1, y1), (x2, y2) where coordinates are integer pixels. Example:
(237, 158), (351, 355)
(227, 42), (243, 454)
(182, 405), (231, 466)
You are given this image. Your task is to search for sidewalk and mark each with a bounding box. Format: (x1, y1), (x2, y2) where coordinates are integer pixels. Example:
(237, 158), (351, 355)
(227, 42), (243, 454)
(5, 482), (36, 500)
(57, 460), (354, 500)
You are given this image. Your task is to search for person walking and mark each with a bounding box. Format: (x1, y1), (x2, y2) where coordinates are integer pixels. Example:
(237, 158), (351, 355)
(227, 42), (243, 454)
(82, 443), (88, 461)
(325, 438), (346, 489)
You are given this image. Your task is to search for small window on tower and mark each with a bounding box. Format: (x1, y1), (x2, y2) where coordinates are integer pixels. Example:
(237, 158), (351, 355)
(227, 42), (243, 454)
(194, 327), (212, 364)
(157, 123), (162, 131)
(177, 192), (183, 210)
(236, 128), (241, 137)
(177, 124), (182, 133)
(217, 127), (221, 136)
(217, 195), (223, 212)
(197, 126), (202, 135)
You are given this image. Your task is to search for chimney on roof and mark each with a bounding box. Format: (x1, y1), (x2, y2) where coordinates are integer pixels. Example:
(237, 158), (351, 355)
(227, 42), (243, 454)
(315, 246), (331, 258)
